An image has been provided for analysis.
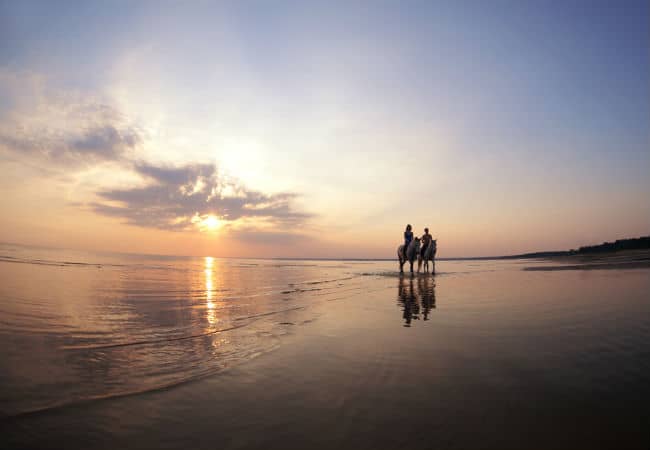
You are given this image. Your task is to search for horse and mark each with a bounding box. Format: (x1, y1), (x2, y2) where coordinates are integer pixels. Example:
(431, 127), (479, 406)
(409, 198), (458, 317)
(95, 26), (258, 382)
(397, 237), (420, 273)
(417, 239), (437, 273)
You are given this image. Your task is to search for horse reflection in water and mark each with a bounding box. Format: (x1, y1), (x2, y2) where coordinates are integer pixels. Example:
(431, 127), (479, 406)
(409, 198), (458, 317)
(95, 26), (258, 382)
(397, 275), (436, 327)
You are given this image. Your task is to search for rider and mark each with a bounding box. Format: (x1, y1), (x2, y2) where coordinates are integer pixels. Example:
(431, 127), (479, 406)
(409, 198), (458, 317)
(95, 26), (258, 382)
(403, 224), (413, 257)
(420, 227), (432, 257)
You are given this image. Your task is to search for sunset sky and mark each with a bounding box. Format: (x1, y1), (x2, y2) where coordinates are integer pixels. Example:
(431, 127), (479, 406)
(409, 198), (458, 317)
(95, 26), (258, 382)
(1, 1), (648, 258)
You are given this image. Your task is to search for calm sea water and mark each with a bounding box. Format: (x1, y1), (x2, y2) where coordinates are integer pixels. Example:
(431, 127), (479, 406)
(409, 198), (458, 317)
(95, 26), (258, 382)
(1, 243), (649, 449)
(0, 243), (378, 417)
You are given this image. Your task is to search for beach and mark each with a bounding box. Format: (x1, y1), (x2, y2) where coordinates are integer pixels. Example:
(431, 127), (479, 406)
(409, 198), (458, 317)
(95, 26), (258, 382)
(1, 245), (649, 449)
(2, 2), (649, 448)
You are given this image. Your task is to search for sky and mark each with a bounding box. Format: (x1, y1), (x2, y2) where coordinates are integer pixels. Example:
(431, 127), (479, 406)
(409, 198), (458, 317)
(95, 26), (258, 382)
(0, 0), (648, 258)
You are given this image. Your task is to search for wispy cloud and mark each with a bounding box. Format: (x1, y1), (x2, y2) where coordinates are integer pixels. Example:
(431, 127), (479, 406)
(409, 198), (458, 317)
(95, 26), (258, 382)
(0, 70), (142, 167)
(0, 123), (141, 166)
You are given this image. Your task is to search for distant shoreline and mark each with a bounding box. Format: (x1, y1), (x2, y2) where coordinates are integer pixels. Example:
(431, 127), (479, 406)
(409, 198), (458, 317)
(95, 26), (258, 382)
(522, 248), (650, 271)
(503, 236), (650, 259)
(524, 260), (650, 271)
(2, 235), (649, 263)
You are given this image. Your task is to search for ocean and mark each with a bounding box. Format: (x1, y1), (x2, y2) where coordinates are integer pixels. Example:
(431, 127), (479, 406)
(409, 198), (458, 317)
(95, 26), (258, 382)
(1, 243), (649, 449)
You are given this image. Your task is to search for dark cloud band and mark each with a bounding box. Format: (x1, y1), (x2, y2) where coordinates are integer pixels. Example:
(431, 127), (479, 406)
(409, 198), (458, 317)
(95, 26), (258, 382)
(92, 162), (311, 230)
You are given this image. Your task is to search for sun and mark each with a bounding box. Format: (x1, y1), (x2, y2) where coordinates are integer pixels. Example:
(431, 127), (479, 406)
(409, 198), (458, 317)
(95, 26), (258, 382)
(192, 214), (222, 232)
(203, 215), (220, 230)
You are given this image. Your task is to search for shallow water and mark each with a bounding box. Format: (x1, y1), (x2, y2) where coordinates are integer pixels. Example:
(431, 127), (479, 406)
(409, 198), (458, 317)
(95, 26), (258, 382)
(0, 244), (380, 417)
(1, 244), (649, 449)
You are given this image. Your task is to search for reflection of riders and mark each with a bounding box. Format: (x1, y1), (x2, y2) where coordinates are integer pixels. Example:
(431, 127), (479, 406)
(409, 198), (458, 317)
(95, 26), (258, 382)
(398, 274), (436, 326)
(398, 276), (419, 327)
(417, 276), (436, 320)
(403, 224), (413, 257)
(420, 227), (432, 257)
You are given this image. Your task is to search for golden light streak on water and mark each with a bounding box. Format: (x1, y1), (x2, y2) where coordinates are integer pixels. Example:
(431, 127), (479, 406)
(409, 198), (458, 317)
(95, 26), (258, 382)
(205, 257), (216, 325)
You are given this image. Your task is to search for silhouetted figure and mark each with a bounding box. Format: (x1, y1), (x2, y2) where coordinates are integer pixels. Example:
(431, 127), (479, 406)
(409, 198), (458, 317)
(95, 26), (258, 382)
(420, 227), (431, 258)
(398, 224), (421, 273)
(404, 224), (413, 251)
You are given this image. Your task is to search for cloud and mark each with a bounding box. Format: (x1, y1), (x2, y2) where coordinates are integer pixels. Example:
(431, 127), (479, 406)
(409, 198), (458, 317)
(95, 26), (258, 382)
(91, 162), (311, 230)
(0, 69), (311, 234)
(70, 124), (141, 158)
(0, 70), (142, 167)
(0, 123), (141, 166)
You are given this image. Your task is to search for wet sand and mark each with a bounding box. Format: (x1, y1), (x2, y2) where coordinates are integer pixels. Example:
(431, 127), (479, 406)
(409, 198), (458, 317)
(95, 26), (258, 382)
(2, 256), (649, 450)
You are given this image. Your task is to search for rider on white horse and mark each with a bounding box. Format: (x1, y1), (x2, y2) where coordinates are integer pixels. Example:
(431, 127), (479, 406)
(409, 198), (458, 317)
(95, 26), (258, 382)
(403, 224), (413, 259)
(420, 227), (432, 258)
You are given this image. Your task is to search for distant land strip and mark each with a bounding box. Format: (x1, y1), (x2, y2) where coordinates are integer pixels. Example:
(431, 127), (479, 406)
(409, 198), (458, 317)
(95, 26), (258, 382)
(505, 236), (650, 259)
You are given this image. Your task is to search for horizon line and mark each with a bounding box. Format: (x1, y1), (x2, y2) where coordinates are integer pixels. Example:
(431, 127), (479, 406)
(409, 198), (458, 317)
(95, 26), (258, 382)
(3, 236), (647, 263)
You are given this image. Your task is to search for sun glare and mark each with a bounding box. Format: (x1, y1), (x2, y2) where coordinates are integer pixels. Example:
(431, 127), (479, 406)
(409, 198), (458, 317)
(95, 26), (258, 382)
(194, 214), (222, 232)
(204, 216), (219, 229)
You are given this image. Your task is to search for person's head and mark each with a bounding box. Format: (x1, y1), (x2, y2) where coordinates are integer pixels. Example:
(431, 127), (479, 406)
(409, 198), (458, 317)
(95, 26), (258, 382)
(425, 227), (429, 234)
(406, 224), (412, 231)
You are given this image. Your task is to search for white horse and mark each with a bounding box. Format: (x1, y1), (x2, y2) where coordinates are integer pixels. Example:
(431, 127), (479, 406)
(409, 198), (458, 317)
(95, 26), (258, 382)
(417, 239), (437, 273)
(397, 237), (421, 273)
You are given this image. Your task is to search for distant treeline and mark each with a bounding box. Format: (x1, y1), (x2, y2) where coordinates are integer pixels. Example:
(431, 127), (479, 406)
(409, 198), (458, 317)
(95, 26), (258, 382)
(508, 236), (650, 259)
(576, 236), (650, 253)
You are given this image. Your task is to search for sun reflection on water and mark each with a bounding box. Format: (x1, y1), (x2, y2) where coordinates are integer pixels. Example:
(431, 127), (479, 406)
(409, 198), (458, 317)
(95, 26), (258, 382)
(204, 257), (217, 325)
